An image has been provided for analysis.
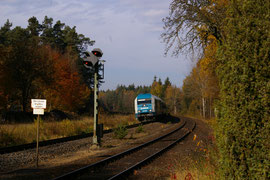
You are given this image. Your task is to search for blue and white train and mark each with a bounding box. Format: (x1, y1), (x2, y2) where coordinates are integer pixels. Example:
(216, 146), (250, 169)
(134, 93), (167, 121)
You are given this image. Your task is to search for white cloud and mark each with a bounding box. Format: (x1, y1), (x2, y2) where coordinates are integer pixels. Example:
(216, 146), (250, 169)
(0, 0), (192, 90)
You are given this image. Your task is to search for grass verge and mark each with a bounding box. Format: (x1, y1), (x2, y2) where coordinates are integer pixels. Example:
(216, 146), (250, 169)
(0, 114), (138, 148)
(167, 116), (219, 180)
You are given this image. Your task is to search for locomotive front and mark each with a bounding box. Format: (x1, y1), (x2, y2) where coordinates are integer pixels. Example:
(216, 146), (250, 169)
(134, 94), (155, 121)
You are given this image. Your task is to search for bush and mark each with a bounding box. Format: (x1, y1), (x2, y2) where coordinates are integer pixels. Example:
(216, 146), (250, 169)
(216, 0), (270, 179)
(113, 124), (128, 139)
(135, 124), (144, 133)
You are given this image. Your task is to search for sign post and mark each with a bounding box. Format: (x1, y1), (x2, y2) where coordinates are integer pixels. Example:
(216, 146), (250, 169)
(36, 114), (40, 168)
(31, 99), (46, 168)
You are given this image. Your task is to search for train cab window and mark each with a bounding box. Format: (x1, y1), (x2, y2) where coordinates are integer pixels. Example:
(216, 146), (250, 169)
(137, 99), (151, 105)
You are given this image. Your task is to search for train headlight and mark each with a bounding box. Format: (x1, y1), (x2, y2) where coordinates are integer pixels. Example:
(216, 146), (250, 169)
(138, 110), (141, 113)
(149, 109), (152, 112)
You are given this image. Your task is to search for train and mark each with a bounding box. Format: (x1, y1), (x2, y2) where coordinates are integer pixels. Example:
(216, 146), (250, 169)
(134, 93), (167, 121)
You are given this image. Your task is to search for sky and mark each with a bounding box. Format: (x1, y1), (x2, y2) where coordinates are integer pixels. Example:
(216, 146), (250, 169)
(0, 0), (194, 90)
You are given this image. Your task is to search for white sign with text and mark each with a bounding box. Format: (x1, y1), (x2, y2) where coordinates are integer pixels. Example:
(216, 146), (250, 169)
(31, 99), (46, 109)
(33, 108), (44, 115)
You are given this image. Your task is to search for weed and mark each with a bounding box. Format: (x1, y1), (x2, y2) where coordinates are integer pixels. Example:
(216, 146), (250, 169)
(135, 124), (144, 133)
(113, 124), (128, 139)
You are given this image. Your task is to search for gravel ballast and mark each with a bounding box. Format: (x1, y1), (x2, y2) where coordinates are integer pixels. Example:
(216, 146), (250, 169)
(0, 118), (181, 180)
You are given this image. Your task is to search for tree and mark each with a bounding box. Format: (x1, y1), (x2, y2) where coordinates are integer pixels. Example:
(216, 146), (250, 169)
(0, 17), (94, 114)
(151, 80), (163, 98)
(164, 77), (172, 89)
(164, 85), (182, 114)
(162, 0), (228, 56)
(0, 20), (12, 44)
(182, 68), (202, 116)
(162, 77), (172, 100)
(43, 48), (90, 112)
(216, 0), (270, 178)
(0, 26), (54, 112)
(27, 16), (42, 37)
(198, 35), (219, 118)
(99, 84), (151, 113)
(40, 16), (94, 55)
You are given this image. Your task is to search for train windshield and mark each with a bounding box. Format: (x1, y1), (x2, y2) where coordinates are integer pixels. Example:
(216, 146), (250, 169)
(137, 99), (151, 105)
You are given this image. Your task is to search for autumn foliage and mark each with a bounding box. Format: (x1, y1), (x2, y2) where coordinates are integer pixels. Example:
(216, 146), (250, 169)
(0, 16), (93, 115)
(163, 0), (269, 179)
(43, 48), (90, 112)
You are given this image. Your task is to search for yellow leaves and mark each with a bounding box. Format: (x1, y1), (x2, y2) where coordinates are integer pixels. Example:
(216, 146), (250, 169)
(150, 81), (163, 98)
(193, 134), (197, 141)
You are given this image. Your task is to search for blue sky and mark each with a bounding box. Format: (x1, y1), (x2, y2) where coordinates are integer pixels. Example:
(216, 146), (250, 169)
(0, 0), (194, 90)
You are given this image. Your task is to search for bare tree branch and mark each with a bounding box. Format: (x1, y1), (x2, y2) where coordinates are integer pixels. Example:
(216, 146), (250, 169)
(162, 0), (227, 57)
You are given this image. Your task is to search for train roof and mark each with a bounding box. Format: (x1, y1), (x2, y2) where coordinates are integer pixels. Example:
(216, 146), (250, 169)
(137, 93), (152, 99)
(136, 93), (164, 102)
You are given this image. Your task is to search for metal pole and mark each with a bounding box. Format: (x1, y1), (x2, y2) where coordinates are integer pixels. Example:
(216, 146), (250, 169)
(36, 114), (40, 168)
(92, 66), (99, 146)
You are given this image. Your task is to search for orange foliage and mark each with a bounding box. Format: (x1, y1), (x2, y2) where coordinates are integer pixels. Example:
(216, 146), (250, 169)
(44, 49), (90, 112)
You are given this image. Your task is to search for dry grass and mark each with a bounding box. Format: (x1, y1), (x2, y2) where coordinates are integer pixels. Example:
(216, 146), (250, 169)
(99, 113), (138, 129)
(166, 115), (219, 180)
(169, 149), (219, 180)
(0, 114), (138, 148)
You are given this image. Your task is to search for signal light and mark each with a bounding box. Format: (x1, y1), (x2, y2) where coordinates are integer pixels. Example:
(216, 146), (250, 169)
(82, 51), (98, 69)
(83, 61), (92, 67)
(92, 48), (103, 58)
(82, 48), (103, 69)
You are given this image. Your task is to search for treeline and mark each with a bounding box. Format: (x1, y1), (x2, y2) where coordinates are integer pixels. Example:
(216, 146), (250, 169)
(0, 16), (94, 115)
(99, 72), (216, 118)
(181, 35), (219, 119)
(100, 76), (183, 115)
(100, 84), (150, 113)
(163, 0), (269, 179)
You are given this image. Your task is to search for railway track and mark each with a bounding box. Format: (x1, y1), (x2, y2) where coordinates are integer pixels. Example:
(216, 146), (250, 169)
(0, 123), (144, 155)
(52, 118), (196, 180)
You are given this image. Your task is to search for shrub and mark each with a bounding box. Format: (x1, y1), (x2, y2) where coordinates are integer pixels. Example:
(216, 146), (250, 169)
(135, 124), (144, 133)
(216, 0), (270, 179)
(113, 124), (128, 139)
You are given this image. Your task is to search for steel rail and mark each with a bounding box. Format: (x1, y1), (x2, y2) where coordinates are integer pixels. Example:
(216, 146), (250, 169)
(52, 119), (187, 180)
(109, 119), (196, 180)
(53, 119), (186, 180)
(0, 123), (143, 154)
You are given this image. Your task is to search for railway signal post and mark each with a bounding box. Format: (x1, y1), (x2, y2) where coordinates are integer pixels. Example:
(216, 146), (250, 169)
(83, 48), (104, 148)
